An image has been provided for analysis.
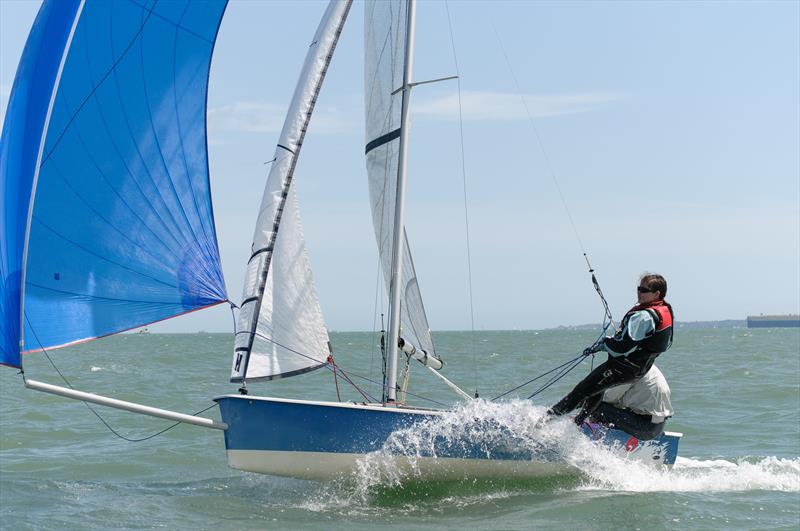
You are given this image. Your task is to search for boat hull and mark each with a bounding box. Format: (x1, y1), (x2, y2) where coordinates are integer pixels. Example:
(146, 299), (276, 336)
(224, 449), (572, 480)
(215, 395), (681, 480)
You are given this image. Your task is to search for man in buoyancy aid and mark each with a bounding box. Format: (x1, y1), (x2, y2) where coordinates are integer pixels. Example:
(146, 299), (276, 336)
(548, 273), (674, 419)
(581, 364), (673, 440)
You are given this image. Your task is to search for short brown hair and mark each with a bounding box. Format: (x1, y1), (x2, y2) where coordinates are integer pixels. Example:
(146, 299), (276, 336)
(640, 273), (667, 298)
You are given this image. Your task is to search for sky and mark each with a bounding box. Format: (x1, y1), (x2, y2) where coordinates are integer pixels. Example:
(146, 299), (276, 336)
(1, 0), (798, 333)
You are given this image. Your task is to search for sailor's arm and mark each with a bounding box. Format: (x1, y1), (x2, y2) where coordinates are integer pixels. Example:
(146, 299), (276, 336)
(603, 311), (656, 356)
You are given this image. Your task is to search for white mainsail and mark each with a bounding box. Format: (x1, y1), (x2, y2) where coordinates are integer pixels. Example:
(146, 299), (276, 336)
(364, 0), (436, 359)
(231, 0), (352, 382)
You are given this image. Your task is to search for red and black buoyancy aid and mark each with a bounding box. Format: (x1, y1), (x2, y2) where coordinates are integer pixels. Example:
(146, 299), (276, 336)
(635, 300), (674, 352)
(608, 300), (674, 369)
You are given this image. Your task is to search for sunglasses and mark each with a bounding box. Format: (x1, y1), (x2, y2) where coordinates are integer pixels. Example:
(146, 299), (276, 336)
(637, 286), (656, 294)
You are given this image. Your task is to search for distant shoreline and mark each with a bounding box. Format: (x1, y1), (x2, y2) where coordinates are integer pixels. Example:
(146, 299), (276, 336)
(131, 320), (762, 335)
(545, 320), (747, 331)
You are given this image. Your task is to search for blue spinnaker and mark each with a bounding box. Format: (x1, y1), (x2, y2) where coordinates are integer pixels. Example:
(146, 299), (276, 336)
(1, 0), (82, 367)
(1, 0), (228, 366)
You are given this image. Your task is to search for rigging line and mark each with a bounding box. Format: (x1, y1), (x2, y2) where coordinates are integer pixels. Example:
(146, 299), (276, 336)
(585, 253), (616, 329)
(251, 331), (449, 408)
(326, 361), (374, 403)
(489, 21), (587, 256)
(444, 0), (478, 397)
(527, 356), (587, 399)
(489, 18), (617, 330)
(24, 315), (217, 442)
(251, 331), (373, 401)
(491, 351), (586, 401)
(339, 366), (451, 409)
(529, 337), (610, 399)
(370, 250), (384, 385)
(328, 355), (342, 402)
(495, 327), (607, 401)
(228, 301), (238, 334)
(381, 313), (388, 402)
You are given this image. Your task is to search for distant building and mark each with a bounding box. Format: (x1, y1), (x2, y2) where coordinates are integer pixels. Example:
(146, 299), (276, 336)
(746, 315), (800, 328)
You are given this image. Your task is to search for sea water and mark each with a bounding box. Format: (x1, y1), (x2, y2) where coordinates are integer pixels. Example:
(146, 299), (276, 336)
(1, 328), (798, 530)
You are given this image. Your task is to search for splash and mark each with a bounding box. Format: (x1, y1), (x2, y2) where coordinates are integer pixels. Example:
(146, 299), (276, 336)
(348, 399), (799, 497)
(351, 399), (606, 494)
(577, 455), (800, 493)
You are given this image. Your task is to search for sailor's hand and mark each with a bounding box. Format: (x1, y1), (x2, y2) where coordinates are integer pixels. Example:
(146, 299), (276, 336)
(583, 342), (605, 356)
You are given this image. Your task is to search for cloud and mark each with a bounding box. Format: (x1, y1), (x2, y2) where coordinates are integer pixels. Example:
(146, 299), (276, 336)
(412, 90), (624, 121)
(205, 92), (621, 137)
(207, 100), (358, 135)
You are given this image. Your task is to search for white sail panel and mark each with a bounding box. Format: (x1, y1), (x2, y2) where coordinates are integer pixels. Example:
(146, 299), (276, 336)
(231, 0), (351, 382)
(237, 187), (329, 379)
(364, 0), (435, 357)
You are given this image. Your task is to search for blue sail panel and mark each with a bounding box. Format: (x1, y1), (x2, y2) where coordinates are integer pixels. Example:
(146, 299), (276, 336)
(0, 0), (83, 368)
(2, 0), (229, 357)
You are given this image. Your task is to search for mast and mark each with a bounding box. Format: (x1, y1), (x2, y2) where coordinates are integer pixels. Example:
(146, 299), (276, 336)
(385, 0), (417, 403)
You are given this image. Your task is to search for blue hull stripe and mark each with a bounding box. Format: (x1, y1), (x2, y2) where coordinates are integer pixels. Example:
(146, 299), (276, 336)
(216, 396), (681, 466)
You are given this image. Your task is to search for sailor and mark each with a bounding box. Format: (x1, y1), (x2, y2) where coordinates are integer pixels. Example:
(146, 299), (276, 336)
(579, 364), (673, 440)
(548, 273), (674, 419)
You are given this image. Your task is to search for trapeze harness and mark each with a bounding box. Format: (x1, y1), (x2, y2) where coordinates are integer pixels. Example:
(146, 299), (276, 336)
(549, 300), (674, 417)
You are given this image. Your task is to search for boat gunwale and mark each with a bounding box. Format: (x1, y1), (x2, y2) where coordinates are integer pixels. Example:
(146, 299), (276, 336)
(213, 394), (444, 415)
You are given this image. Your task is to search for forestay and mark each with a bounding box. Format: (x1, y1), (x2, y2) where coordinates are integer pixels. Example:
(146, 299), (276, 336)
(0, 0), (228, 367)
(364, 0), (436, 358)
(231, 0), (352, 383)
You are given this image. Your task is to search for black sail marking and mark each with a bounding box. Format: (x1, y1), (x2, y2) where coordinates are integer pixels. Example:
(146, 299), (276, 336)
(365, 127), (401, 155)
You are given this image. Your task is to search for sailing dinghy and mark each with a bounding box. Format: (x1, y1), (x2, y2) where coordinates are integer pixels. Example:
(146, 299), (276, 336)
(1, 0), (681, 481)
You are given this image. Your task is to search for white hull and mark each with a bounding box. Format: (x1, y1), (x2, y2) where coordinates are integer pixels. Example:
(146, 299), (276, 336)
(226, 449), (574, 481)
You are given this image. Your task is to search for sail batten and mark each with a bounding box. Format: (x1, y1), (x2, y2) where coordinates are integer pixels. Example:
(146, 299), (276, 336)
(231, 0), (352, 383)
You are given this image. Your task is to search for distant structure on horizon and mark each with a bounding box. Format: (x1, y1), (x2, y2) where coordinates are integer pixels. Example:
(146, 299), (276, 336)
(746, 314), (800, 328)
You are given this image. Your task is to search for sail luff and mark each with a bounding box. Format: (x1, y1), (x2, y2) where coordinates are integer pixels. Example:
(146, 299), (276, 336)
(0, 0), (83, 368)
(19, 1), (86, 363)
(385, 0), (417, 403)
(231, 0), (352, 383)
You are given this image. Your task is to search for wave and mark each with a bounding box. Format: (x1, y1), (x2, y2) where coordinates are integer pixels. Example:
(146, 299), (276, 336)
(577, 455), (800, 493)
(342, 399), (799, 497)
